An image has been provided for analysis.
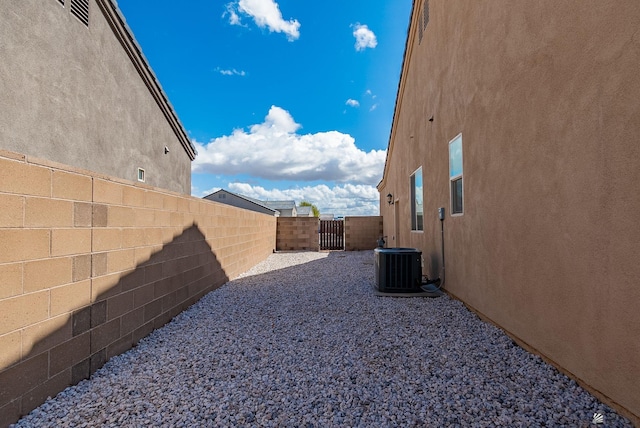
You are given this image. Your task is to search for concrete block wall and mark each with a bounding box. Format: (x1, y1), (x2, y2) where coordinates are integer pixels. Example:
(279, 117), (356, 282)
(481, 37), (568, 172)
(344, 216), (384, 251)
(0, 150), (276, 426)
(276, 217), (319, 251)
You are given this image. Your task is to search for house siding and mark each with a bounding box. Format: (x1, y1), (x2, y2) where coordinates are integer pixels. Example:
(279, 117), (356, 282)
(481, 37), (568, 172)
(379, 0), (640, 421)
(0, 0), (192, 194)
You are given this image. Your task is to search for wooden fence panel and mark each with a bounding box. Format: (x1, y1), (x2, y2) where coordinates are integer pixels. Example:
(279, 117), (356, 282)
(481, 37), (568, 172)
(319, 220), (344, 250)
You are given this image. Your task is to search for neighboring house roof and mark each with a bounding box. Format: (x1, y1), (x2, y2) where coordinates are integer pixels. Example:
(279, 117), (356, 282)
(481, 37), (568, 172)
(257, 200), (297, 210)
(296, 206), (313, 217)
(203, 189), (277, 215)
(100, 0), (196, 160)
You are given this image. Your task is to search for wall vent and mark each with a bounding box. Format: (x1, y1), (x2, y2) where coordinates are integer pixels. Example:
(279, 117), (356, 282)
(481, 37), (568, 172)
(374, 248), (423, 293)
(70, 0), (89, 26)
(418, 0), (429, 44)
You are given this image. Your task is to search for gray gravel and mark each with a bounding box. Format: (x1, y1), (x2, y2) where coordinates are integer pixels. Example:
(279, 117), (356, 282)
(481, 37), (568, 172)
(14, 251), (632, 427)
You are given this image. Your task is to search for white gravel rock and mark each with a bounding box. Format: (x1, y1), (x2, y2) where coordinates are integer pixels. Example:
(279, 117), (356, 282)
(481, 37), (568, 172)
(13, 251), (633, 427)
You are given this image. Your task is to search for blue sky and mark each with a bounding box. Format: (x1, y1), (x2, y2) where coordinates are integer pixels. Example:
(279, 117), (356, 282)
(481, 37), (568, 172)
(116, 0), (411, 216)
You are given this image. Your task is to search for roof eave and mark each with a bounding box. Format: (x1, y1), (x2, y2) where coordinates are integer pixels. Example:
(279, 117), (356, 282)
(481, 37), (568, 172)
(378, 0), (419, 191)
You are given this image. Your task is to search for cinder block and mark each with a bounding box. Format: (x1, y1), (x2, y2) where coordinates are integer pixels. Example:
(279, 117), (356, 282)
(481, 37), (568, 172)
(0, 263), (23, 299)
(0, 157), (51, 197)
(23, 257), (73, 293)
(132, 321), (154, 345)
(90, 318), (120, 353)
(92, 228), (122, 252)
(52, 170), (92, 202)
(120, 269), (144, 293)
(177, 198), (190, 213)
(74, 202), (93, 227)
(0, 331), (22, 370)
(135, 209), (156, 227)
(24, 197), (73, 227)
(50, 280), (91, 317)
(93, 179), (123, 205)
(133, 283), (155, 308)
(72, 255), (91, 282)
(92, 204), (108, 227)
(144, 191), (164, 209)
(163, 195), (178, 211)
(72, 358), (90, 384)
(134, 246), (154, 266)
(91, 301), (107, 328)
(91, 253), (108, 277)
(170, 212), (184, 227)
(106, 291), (134, 321)
(122, 186), (145, 208)
(0, 194), (24, 227)
(107, 206), (135, 227)
(21, 368), (71, 417)
(0, 397), (21, 428)
(51, 229), (91, 257)
(0, 353), (48, 409)
(0, 291), (49, 336)
(91, 273), (121, 302)
(106, 333), (133, 360)
(107, 249), (135, 274)
(21, 314), (72, 357)
(49, 333), (91, 376)
(144, 228), (163, 246)
(121, 228), (146, 249)
(90, 349), (107, 374)
(154, 211), (171, 228)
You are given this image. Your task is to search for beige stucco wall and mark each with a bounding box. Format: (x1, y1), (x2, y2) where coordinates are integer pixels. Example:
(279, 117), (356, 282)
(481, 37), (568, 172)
(0, 0), (192, 194)
(0, 150), (276, 426)
(379, 0), (640, 420)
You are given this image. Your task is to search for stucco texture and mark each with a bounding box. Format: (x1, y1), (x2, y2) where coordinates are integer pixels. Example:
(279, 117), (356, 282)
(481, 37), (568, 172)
(379, 0), (640, 420)
(0, 0), (192, 194)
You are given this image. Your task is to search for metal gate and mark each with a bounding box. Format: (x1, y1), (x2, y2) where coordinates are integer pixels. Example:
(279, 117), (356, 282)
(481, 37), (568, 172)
(319, 220), (344, 250)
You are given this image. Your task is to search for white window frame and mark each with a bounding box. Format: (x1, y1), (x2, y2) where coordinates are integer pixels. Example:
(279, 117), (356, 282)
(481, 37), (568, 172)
(137, 168), (146, 183)
(449, 134), (463, 216)
(410, 166), (424, 231)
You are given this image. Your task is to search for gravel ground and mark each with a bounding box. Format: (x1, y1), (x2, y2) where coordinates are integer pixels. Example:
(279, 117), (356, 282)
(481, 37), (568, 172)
(14, 251), (632, 427)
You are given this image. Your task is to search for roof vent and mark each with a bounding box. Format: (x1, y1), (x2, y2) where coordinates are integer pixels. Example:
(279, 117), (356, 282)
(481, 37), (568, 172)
(70, 0), (89, 26)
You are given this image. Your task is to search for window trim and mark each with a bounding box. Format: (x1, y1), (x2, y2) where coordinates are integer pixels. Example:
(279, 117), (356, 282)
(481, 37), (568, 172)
(410, 166), (424, 231)
(449, 134), (464, 216)
(137, 168), (146, 183)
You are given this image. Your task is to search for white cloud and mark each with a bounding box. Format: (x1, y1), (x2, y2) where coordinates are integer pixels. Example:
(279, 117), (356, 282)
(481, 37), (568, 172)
(346, 99), (360, 108)
(224, 182), (380, 216)
(217, 68), (247, 76)
(369, 103), (379, 112)
(223, 3), (243, 26)
(192, 106), (385, 186)
(352, 23), (377, 51)
(226, 0), (300, 41)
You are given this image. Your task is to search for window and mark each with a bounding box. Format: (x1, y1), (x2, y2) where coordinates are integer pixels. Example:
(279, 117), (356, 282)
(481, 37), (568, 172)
(449, 134), (463, 215)
(411, 167), (423, 231)
(137, 168), (145, 183)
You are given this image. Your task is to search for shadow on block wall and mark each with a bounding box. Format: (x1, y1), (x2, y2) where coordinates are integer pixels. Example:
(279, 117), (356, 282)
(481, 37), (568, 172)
(0, 224), (228, 427)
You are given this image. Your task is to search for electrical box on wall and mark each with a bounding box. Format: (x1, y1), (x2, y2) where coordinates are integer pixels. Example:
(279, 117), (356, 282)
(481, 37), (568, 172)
(438, 207), (445, 220)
